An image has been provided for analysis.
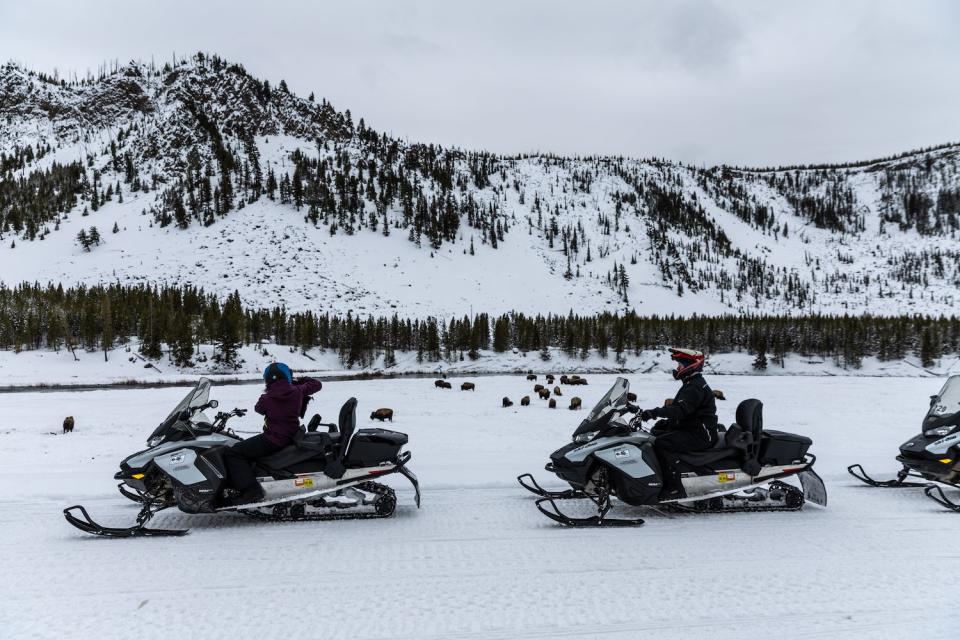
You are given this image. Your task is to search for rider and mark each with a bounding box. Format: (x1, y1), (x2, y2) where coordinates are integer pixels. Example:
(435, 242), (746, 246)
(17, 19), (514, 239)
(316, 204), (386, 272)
(640, 348), (718, 500)
(223, 363), (323, 506)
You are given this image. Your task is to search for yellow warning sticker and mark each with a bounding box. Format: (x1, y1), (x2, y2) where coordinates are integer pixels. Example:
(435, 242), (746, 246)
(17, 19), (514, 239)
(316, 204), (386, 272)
(294, 478), (314, 488)
(717, 472), (736, 484)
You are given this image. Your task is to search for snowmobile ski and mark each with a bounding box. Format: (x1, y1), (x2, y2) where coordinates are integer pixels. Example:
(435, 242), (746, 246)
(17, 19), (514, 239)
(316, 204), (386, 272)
(63, 503), (188, 538)
(924, 484), (960, 512)
(847, 464), (929, 488)
(535, 497), (645, 527)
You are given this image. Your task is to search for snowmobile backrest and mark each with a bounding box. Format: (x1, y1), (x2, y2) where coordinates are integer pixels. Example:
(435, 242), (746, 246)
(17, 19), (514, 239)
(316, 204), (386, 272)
(338, 398), (358, 454)
(735, 399), (763, 442)
(734, 399), (764, 476)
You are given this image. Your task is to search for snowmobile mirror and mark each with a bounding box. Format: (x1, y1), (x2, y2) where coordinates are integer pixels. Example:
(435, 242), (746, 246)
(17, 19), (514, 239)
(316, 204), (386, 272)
(930, 395), (939, 406)
(208, 400), (219, 409)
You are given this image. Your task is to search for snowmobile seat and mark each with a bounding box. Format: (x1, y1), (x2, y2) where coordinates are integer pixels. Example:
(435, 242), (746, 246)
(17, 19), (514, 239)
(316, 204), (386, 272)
(336, 398), (358, 457)
(257, 429), (340, 472)
(675, 400), (765, 471)
(675, 446), (742, 468)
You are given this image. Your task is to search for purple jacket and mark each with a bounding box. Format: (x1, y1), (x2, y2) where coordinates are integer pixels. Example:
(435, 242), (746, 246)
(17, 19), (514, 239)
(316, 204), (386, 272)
(255, 378), (323, 445)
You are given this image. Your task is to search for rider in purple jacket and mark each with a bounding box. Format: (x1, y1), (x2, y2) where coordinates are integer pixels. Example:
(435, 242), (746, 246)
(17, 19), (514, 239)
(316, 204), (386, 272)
(223, 363), (323, 506)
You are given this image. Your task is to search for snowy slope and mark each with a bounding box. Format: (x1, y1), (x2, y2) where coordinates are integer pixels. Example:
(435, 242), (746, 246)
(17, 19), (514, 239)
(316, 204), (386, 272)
(1, 55), (960, 317)
(0, 374), (955, 639)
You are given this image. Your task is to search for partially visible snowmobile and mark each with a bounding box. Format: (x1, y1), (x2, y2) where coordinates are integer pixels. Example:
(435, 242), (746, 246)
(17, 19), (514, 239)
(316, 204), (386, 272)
(848, 375), (960, 511)
(518, 377), (826, 527)
(64, 378), (420, 537)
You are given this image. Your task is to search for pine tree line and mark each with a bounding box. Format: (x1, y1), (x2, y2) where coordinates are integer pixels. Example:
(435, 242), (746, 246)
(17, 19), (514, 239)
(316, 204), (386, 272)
(1, 282), (958, 370)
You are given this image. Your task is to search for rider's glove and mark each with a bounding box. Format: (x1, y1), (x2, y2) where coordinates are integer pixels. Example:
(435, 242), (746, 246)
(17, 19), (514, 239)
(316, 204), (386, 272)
(640, 409), (657, 422)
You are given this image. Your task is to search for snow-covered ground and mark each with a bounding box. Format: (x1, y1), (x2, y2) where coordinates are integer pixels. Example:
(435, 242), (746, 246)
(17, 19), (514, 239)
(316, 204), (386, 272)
(0, 374), (955, 639)
(1, 343), (957, 389)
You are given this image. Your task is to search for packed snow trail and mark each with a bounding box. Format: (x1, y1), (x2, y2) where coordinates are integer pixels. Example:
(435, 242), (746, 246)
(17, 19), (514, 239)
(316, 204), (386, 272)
(0, 375), (955, 639)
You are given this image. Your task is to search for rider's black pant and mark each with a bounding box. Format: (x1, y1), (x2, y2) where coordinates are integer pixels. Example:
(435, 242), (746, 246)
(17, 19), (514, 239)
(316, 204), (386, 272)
(653, 428), (715, 495)
(223, 434), (285, 492)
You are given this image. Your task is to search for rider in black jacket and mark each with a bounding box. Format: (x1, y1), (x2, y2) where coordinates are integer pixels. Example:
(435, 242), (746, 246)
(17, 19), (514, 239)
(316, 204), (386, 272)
(641, 348), (718, 500)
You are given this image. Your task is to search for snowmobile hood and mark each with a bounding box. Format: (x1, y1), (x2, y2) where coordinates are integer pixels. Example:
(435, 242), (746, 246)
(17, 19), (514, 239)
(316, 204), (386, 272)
(922, 375), (960, 435)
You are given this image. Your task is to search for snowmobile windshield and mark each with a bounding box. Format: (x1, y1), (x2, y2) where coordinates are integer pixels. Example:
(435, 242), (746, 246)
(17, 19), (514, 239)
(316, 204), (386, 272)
(924, 376), (960, 432)
(573, 377), (629, 438)
(148, 379), (212, 443)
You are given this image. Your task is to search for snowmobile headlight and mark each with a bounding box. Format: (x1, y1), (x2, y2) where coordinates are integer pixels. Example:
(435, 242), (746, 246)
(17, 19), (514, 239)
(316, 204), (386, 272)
(924, 426), (956, 438)
(147, 435), (165, 448)
(574, 432), (595, 443)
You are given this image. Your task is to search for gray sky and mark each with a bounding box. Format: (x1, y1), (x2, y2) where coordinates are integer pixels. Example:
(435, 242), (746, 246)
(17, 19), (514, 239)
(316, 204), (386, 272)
(2, 0), (959, 166)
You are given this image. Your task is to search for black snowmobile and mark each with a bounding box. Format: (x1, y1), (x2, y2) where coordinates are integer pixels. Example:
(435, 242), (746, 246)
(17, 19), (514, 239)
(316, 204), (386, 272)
(64, 378), (420, 537)
(518, 377), (827, 526)
(848, 375), (960, 511)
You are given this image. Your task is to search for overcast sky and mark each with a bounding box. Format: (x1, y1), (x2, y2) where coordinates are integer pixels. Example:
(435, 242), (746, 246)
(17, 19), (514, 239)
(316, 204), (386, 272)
(2, 0), (958, 166)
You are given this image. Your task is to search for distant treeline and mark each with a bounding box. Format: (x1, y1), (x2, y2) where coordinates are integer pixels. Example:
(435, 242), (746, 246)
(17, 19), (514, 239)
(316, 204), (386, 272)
(0, 282), (956, 370)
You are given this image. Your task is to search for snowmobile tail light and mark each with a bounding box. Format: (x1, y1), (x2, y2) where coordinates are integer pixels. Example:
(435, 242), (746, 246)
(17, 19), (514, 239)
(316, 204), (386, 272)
(131, 473), (145, 479)
(940, 458), (953, 465)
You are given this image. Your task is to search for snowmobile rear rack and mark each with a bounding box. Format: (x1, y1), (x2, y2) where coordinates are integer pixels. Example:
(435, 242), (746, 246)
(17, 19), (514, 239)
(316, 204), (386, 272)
(847, 464), (929, 488)
(63, 504), (188, 538)
(924, 484), (960, 512)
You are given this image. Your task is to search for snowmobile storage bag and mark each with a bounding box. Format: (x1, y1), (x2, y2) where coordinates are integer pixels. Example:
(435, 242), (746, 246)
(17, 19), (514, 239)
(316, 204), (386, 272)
(345, 429), (408, 466)
(758, 430), (811, 465)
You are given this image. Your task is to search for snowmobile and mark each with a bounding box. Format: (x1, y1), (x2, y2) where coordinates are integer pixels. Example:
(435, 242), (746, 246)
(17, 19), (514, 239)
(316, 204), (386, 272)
(64, 378), (420, 537)
(518, 377), (827, 527)
(848, 375), (960, 511)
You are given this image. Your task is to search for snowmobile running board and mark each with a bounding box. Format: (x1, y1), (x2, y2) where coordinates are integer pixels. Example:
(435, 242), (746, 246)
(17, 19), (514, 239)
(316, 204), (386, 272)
(924, 485), (960, 512)
(847, 464), (930, 488)
(63, 504), (188, 538)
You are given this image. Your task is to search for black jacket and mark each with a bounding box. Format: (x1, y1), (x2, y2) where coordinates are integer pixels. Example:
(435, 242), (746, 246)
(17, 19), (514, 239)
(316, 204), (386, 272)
(650, 373), (718, 442)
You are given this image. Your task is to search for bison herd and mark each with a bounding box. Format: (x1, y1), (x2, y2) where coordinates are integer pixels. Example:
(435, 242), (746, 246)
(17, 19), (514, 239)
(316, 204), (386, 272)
(502, 372), (588, 410)
(377, 374), (725, 423)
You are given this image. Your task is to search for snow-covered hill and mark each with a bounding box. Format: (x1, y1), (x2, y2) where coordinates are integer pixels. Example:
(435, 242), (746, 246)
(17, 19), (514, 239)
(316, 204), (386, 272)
(2, 54), (959, 317)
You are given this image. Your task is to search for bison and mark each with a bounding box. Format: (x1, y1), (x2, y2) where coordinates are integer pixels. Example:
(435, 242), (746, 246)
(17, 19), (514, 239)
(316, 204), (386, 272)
(559, 375), (570, 385)
(713, 389), (726, 401)
(533, 384), (544, 393)
(546, 374), (555, 383)
(461, 382), (476, 391)
(526, 374), (537, 381)
(520, 395), (530, 406)
(569, 397), (582, 410)
(548, 398), (557, 409)
(435, 379), (449, 389)
(538, 388), (550, 400)
(370, 408), (394, 422)
(62, 416), (75, 434)
(502, 397), (514, 408)
(553, 386), (562, 396)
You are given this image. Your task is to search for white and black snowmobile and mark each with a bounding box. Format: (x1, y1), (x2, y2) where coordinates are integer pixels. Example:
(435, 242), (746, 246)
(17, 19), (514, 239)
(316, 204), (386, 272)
(848, 375), (960, 511)
(64, 378), (420, 537)
(518, 377), (827, 526)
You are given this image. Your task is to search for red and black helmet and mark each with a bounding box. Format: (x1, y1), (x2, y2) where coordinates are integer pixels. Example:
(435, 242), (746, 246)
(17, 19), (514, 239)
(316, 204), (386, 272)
(669, 347), (705, 380)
